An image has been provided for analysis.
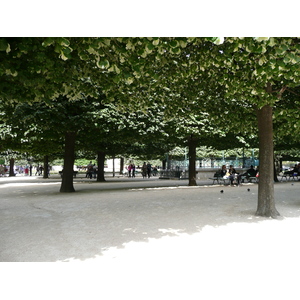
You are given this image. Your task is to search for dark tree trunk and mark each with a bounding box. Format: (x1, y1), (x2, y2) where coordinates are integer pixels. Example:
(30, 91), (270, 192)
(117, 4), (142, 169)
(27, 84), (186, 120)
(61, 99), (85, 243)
(60, 131), (76, 193)
(9, 158), (15, 177)
(273, 161), (279, 182)
(43, 155), (49, 179)
(188, 135), (197, 186)
(256, 105), (279, 218)
(97, 151), (106, 182)
(119, 157), (124, 175)
(162, 159), (166, 170)
(112, 156), (115, 177)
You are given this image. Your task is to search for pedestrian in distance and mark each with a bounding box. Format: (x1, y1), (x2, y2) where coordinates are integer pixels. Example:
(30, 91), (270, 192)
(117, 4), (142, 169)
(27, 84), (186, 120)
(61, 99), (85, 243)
(141, 162), (147, 178)
(147, 162), (152, 178)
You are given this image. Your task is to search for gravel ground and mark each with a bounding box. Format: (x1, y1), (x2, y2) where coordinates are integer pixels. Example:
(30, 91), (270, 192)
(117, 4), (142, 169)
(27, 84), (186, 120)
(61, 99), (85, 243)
(1, 175), (300, 299)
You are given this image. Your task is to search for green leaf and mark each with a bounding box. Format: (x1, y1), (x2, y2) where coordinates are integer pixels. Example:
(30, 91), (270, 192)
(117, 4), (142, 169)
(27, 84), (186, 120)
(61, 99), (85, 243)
(113, 75), (121, 84)
(258, 56), (267, 66)
(42, 37), (56, 47)
(132, 64), (141, 73)
(0, 38), (10, 52)
(108, 64), (121, 74)
(268, 37), (276, 47)
(283, 55), (290, 64)
(60, 47), (72, 60)
(97, 59), (110, 69)
(276, 44), (288, 55)
(59, 38), (70, 47)
(169, 40), (179, 48)
(152, 38), (160, 46)
(214, 37), (224, 45)
(179, 39), (187, 48)
(277, 59), (285, 68)
(146, 42), (155, 51)
(254, 37), (269, 42)
(171, 47), (181, 54)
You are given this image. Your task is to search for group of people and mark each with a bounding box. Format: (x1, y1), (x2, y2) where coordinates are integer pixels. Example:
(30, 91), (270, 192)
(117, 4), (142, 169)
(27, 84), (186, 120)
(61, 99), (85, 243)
(126, 162), (158, 178)
(0, 164), (49, 177)
(141, 162), (152, 178)
(127, 163), (136, 178)
(86, 161), (97, 179)
(216, 164), (259, 186)
(126, 162), (150, 178)
(0, 165), (7, 176)
(283, 163), (300, 177)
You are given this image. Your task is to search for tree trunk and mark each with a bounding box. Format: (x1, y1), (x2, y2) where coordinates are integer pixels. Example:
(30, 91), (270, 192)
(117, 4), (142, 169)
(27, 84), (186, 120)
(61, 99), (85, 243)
(112, 156), (115, 177)
(60, 131), (76, 193)
(188, 135), (197, 186)
(43, 155), (49, 179)
(162, 159), (166, 170)
(119, 157), (124, 175)
(256, 105), (279, 218)
(9, 158), (15, 177)
(97, 151), (106, 182)
(273, 160), (279, 182)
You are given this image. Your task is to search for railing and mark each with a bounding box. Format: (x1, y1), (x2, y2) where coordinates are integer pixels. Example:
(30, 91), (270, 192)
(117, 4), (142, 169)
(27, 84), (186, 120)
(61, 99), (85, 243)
(159, 169), (183, 179)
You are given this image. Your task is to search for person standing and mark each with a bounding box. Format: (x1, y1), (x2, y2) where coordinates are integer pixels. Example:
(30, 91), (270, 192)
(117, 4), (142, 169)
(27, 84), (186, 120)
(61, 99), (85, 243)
(128, 164), (132, 177)
(0, 165), (4, 176)
(93, 164), (97, 179)
(141, 162), (147, 178)
(131, 164), (136, 178)
(24, 165), (29, 176)
(147, 162), (152, 178)
(86, 161), (93, 179)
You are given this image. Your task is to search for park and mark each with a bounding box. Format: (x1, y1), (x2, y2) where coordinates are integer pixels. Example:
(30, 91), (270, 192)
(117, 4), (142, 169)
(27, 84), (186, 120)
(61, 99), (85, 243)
(1, 37), (300, 299)
(1, 37), (300, 217)
(1, 173), (300, 299)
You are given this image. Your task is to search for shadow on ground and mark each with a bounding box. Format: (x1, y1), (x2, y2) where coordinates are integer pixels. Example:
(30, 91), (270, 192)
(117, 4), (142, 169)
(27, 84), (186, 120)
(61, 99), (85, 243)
(1, 177), (300, 262)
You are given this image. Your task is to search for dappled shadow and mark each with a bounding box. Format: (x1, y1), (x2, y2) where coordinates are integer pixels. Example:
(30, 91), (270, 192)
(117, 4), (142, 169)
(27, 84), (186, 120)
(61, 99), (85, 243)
(1, 179), (300, 262)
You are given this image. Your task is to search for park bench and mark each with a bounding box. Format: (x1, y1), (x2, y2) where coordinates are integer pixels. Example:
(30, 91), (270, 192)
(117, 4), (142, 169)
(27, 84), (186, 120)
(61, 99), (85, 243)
(159, 169), (183, 179)
(280, 172), (298, 182)
(59, 171), (78, 178)
(209, 176), (228, 185)
(210, 175), (258, 185)
(240, 175), (258, 183)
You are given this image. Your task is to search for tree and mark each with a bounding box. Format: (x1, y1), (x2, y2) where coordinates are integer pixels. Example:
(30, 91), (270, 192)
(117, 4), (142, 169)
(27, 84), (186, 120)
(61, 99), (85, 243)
(0, 96), (101, 191)
(205, 37), (300, 218)
(2, 37), (300, 216)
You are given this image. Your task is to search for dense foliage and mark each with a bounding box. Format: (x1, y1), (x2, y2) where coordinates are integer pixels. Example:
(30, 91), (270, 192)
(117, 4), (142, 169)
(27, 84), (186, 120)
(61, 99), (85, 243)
(1, 37), (300, 216)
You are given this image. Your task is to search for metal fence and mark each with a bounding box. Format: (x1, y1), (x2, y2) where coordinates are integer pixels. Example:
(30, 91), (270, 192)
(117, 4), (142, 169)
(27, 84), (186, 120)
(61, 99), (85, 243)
(167, 158), (259, 170)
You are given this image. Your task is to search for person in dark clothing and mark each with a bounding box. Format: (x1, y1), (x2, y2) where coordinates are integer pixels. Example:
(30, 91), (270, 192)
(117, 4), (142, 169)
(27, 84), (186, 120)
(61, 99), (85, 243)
(147, 162), (152, 178)
(141, 162), (147, 178)
(220, 165), (228, 178)
(238, 165), (257, 183)
(228, 165), (238, 186)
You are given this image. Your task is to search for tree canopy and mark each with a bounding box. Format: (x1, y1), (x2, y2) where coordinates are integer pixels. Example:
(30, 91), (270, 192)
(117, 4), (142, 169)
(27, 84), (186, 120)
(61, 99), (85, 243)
(1, 37), (300, 217)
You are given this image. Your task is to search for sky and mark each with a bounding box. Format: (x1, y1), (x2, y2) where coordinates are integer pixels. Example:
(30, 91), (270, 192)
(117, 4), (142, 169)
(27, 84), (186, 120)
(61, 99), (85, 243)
(1, 1), (298, 37)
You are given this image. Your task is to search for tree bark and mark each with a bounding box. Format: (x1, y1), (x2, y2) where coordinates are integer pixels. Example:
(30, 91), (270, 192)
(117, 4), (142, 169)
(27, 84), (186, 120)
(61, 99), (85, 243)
(119, 157), (124, 175)
(273, 161), (279, 183)
(112, 156), (115, 177)
(162, 159), (166, 170)
(43, 155), (49, 179)
(188, 135), (197, 186)
(256, 105), (279, 218)
(97, 151), (106, 182)
(9, 158), (15, 177)
(60, 131), (76, 193)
